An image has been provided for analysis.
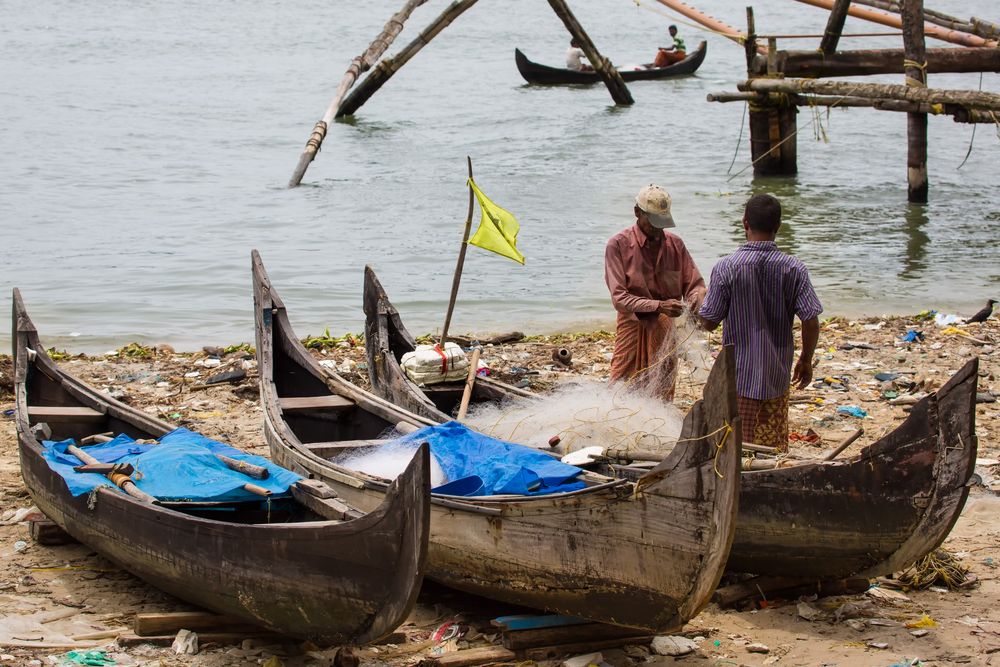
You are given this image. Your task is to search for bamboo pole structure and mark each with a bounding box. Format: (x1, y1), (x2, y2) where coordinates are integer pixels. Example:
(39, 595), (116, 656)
(337, 0), (480, 118)
(790, 0), (997, 47)
(819, 0), (853, 54)
(744, 7), (797, 176)
(709, 91), (1000, 122)
(749, 46), (1000, 78)
(850, 0), (1000, 41)
(545, 0), (633, 105)
(440, 157), (475, 347)
(288, 0), (430, 188)
(650, 0), (747, 47)
(456, 348), (482, 421)
(738, 78), (1000, 111)
(902, 0), (929, 203)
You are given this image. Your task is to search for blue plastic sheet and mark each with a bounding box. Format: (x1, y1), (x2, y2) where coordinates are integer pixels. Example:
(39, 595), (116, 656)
(42, 428), (301, 501)
(392, 421), (585, 497)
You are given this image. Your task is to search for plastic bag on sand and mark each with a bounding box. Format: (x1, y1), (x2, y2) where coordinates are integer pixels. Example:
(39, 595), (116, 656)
(61, 651), (116, 666)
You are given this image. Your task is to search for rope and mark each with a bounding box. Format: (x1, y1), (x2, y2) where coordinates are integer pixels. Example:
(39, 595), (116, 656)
(903, 59), (928, 88)
(727, 102), (747, 174)
(957, 72), (983, 170)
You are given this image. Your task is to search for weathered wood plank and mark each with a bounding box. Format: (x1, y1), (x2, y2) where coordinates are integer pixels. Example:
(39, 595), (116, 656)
(28, 405), (104, 422)
(279, 395), (355, 412)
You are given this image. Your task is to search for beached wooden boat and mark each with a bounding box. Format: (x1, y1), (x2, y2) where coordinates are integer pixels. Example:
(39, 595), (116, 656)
(364, 266), (979, 579)
(515, 41), (707, 85)
(253, 250), (741, 632)
(12, 288), (430, 645)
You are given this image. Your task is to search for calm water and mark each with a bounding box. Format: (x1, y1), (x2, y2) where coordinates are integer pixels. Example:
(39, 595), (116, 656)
(2, 0), (998, 352)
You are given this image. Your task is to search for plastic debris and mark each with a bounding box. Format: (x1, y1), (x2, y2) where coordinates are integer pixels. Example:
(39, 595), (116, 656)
(13, 540), (28, 553)
(934, 313), (961, 326)
(171, 629), (198, 655)
(837, 406), (868, 418)
(905, 614), (937, 629)
(874, 372), (901, 382)
(901, 330), (924, 343)
(561, 652), (603, 667)
(60, 651), (116, 666)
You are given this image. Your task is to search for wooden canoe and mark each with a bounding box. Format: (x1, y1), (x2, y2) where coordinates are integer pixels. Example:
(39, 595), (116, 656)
(515, 41), (707, 85)
(363, 266), (979, 579)
(253, 250), (741, 632)
(12, 288), (431, 645)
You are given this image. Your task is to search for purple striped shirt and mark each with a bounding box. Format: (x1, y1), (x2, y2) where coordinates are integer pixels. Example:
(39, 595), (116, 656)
(699, 241), (823, 400)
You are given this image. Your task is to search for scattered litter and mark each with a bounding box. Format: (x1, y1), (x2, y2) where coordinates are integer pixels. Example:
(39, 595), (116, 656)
(797, 601), (826, 622)
(904, 614), (937, 629)
(910, 629), (929, 638)
(844, 619), (866, 632)
(650, 636), (698, 656)
(874, 372), (901, 382)
(866, 587), (911, 604)
(561, 651), (603, 667)
(866, 641), (889, 649)
(934, 313), (961, 326)
(60, 651), (115, 666)
(833, 600), (878, 621)
(840, 341), (876, 350)
(13, 540), (28, 553)
(836, 406), (868, 418)
(203, 367), (247, 385)
(789, 429), (821, 444)
(896, 549), (973, 590)
(746, 643), (769, 654)
(900, 330), (924, 343)
(171, 629), (198, 655)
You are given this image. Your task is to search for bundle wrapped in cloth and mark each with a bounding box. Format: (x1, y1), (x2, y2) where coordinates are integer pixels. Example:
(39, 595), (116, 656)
(401, 342), (469, 385)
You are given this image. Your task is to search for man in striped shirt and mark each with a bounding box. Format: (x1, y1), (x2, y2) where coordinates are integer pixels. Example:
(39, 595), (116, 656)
(698, 194), (822, 451)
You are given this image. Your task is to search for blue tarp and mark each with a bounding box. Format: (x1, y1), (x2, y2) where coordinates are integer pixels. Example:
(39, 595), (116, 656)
(392, 421), (585, 497)
(42, 427), (302, 501)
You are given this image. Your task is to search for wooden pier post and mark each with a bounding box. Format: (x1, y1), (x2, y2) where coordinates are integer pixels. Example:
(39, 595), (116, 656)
(745, 7), (798, 177)
(901, 0), (928, 203)
(545, 0), (634, 106)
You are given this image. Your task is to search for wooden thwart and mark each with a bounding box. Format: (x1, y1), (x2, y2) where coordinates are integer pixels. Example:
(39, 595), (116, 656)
(28, 406), (103, 422)
(279, 395), (355, 412)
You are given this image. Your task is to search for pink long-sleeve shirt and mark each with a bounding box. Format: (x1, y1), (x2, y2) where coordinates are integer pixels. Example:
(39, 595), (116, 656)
(604, 224), (706, 319)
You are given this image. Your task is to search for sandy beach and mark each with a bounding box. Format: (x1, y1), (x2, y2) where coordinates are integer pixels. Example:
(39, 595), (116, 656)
(1, 313), (997, 666)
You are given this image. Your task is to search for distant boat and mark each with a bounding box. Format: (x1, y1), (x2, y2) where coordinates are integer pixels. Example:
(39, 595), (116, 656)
(515, 40), (707, 85)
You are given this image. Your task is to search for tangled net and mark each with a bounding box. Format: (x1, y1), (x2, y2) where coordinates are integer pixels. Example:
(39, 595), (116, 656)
(896, 549), (975, 590)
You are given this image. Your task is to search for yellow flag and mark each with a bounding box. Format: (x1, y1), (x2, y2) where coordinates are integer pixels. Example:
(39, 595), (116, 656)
(467, 178), (525, 265)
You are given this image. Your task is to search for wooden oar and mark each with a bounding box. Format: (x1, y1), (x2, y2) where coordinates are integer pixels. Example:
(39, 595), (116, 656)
(67, 444), (156, 503)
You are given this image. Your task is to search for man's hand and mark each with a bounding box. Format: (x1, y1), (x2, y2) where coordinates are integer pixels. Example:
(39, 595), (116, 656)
(792, 356), (813, 389)
(657, 299), (685, 317)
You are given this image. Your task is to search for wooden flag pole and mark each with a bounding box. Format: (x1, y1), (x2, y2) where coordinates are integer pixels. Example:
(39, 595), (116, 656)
(288, 0), (430, 188)
(440, 157), (475, 347)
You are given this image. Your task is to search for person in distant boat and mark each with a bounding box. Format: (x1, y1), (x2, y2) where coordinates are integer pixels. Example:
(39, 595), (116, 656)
(698, 194), (823, 453)
(566, 38), (593, 72)
(605, 185), (706, 402)
(654, 25), (687, 67)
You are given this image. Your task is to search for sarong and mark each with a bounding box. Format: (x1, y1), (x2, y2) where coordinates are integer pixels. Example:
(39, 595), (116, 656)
(609, 313), (677, 401)
(654, 49), (686, 67)
(737, 391), (790, 452)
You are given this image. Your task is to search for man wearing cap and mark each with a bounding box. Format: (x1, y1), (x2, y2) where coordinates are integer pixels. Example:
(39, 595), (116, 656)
(604, 185), (706, 401)
(698, 193), (822, 452)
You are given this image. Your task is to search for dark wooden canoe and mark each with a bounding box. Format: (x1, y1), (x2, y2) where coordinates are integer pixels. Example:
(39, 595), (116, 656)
(363, 266), (531, 422)
(363, 266), (979, 580)
(12, 288), (430, 645)
(253, 250), (741, 632)
(515, 41), (707, 85)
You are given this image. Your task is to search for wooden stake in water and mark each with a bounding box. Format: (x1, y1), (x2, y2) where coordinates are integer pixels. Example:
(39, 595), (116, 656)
(440, 157), (475, 347)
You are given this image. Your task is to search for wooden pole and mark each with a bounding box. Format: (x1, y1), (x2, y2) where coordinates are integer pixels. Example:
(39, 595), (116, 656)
(819, 0), (854, 54)
(337, 0), (480, 118)
(288, 0), (430, 188)
(902, 0), (929, 203)
(67, 445), (156, 503)
(823, 428), (864, 461)
(850, 0), (1000, 41)
(456, 348), (482, 421)
(738, 78), (1000, 111)
(440, 157), (475, 347)
(749, 46), (1000, 78)
(545, 0), (634, 106)
(744, 7), (757, 71)
(652, 0), (751, 48)
(789, 0), (996, 47)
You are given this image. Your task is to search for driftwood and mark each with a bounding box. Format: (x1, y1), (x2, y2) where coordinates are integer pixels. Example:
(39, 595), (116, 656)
(337, 0), (480, 118)
(502, 623), (649, 649)
(790, 0), (997, 47)
(738, 77), (1000, 111)
(521, 637), (654, 661)
(288, 0), (431, 187)
(420, 647), (516, 667)
(545, 0), (633, 106)
(134, 611), (258, 636)
(713, 576), (871, 607)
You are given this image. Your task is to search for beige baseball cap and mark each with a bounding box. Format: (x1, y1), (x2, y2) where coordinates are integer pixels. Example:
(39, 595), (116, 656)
(635, 184), (675, 229)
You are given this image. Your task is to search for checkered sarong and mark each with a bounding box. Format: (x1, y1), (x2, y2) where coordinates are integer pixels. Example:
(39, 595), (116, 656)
(738, 391), (789, 452)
